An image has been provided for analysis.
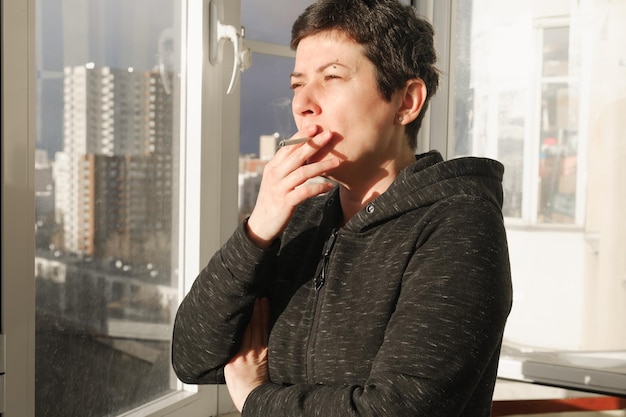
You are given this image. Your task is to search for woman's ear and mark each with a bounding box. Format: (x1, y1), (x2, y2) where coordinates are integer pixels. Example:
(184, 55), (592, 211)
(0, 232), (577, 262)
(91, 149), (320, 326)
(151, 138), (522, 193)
(397, 78), (427, 124)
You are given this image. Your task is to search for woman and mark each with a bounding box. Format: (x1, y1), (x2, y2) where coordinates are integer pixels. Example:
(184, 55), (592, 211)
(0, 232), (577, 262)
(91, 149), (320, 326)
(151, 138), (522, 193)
(172, 0), (512, 416)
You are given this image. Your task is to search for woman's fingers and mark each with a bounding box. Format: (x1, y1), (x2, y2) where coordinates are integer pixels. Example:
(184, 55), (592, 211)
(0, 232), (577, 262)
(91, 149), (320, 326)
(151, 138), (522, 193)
(283, 158), (340, 191)
(248, 298), (269, 348)
(236, 298), (269, 355)
(270, 130), (333, 174)
(238, 312), (253, 351)
(245, 130), (340, 246)
(225, 299), (271, 413)
(229, 301), (269, 405)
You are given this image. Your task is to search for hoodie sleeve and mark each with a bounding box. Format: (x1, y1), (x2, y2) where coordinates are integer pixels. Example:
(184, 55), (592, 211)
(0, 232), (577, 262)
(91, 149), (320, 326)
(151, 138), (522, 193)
(171, 221), (277, 384)
(241, 195), (513, 416)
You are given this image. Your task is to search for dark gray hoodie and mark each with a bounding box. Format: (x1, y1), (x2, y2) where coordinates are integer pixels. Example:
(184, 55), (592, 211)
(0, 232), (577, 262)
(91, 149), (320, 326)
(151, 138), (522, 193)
(172, 150), (513, 416)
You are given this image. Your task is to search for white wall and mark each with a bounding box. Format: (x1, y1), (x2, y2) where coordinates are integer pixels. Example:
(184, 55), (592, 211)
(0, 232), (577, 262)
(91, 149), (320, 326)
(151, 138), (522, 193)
(505, 229), (587, 349)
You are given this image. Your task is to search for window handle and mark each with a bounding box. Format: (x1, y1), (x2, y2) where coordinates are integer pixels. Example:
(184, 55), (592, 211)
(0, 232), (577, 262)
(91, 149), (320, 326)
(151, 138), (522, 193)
(209, 0), (252, 94)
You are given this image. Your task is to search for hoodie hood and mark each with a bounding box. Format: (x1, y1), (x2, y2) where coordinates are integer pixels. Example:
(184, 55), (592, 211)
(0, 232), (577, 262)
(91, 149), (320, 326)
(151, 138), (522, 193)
(339, 150), (505, 233)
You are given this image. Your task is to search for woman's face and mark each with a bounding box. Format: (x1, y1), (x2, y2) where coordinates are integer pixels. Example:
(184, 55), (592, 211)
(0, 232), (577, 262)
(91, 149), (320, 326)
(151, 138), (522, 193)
(291, 30), (407, 183)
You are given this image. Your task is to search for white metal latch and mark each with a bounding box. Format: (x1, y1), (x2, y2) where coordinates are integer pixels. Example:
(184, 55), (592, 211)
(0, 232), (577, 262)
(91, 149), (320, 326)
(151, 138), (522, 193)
(209, 0), (252, 94)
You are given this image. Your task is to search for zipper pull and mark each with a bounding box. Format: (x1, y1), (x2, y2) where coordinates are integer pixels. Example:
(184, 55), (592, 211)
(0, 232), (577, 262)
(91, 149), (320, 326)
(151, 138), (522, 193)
(315, 229), (338, 291)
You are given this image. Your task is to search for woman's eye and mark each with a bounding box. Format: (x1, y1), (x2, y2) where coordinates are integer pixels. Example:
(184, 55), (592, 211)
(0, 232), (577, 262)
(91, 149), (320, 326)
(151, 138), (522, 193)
(290, 82), (303, 90)
(324, 74), (341, 81)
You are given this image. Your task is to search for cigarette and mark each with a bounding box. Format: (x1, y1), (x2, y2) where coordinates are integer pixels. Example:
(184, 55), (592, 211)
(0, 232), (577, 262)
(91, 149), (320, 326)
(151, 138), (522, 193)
(278, 137), (309, 147)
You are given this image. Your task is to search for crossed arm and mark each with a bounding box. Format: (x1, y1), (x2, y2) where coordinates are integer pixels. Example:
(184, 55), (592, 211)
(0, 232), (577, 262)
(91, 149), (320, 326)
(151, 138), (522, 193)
(224, 297), (270, 412)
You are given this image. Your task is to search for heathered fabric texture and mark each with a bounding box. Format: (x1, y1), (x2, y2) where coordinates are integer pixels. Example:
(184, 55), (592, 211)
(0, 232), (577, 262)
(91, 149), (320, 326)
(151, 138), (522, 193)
(172, 151), (513, 416)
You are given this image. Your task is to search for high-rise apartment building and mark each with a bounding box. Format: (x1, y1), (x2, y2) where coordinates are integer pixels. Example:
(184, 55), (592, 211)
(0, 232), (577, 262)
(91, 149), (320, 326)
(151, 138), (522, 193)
(56, 65), (174, 273)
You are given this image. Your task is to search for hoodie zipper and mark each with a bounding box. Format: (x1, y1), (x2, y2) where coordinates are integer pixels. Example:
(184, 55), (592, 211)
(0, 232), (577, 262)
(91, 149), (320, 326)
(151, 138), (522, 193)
(306, 228), (338, 383)
(315, 229), (338, 291)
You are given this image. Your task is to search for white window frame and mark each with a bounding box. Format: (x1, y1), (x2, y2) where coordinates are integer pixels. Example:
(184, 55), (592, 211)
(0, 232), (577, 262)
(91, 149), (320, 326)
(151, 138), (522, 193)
(414, 0), (453, 156)
(1, 0), (242, 415)
(3, 0), (37, 415)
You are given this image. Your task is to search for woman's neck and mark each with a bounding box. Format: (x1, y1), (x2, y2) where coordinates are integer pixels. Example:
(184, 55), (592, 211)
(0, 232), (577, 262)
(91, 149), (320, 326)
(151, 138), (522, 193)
(337, 152), (415, 225)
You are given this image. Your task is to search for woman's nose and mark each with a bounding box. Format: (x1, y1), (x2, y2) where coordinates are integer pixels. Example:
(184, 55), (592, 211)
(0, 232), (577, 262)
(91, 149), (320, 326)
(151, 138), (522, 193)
(292, 86), (321, 118)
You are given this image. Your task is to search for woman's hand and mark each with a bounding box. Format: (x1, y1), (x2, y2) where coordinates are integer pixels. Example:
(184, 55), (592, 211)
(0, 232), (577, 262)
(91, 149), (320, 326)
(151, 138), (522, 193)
(224, 298), (271, 412)
(246, 126), (340, 248)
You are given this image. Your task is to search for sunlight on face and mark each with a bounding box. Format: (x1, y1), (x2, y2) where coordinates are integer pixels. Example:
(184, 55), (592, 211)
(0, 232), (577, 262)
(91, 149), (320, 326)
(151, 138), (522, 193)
(291, 31), (405, 181)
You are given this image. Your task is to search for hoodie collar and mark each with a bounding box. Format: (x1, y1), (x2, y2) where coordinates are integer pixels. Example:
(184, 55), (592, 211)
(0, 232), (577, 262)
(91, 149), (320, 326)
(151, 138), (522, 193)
(323, 151), (504, 233)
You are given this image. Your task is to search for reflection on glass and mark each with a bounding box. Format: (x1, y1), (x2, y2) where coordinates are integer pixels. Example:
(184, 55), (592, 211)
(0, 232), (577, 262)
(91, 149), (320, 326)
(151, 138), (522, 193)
(542, 26), (569, 77)
(450, 0), (625, 353)
(35, 1), (180, 415)
(451, 9), (578, 227)
(497, 90), (526, 218)
(537, 83), (578, 224)
(537, 26), (578, 224)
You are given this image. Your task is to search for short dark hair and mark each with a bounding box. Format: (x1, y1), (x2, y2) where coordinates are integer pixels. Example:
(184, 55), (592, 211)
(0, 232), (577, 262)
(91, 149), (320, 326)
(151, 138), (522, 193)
(291, 0), (439, 149)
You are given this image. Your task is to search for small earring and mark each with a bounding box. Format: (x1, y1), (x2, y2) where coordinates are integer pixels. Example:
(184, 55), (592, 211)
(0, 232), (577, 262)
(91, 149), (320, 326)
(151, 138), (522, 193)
(398, 116), (404, 122)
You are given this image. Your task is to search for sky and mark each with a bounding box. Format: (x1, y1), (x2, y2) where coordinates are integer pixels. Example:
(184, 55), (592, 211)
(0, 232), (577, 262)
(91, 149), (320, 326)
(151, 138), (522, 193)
(36, 0), (174, 156)
(37, 0), (315, 157)
(37, 0), (414, 157)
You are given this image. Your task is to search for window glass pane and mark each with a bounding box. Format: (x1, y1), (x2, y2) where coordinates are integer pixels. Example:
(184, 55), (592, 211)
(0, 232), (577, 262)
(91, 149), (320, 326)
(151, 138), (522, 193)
(538, 82), (578, 224)
(450, 0), (626, 353)
(240, 53), (296, 156)
(239, 53), (296, 220)
(35, 0), (182, 415)
(496, 90), (526, 218)
(241, 0), (414, 45)
(242, 0), (313, 44)
(542, 27), (569, 77)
